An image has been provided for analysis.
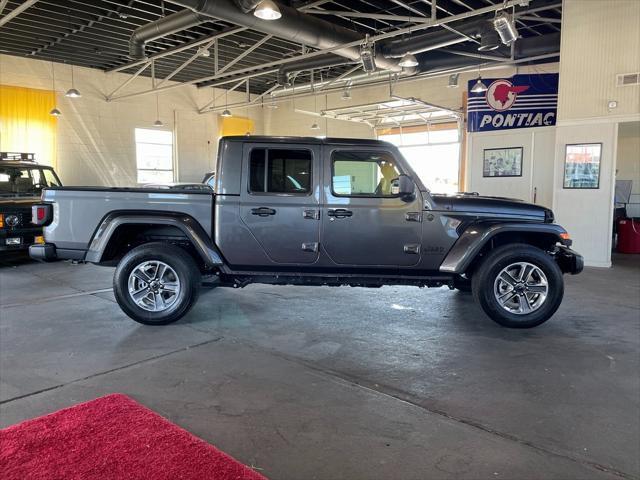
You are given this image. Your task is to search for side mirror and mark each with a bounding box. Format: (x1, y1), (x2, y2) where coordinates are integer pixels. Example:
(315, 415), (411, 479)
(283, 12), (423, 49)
(391, 175), (415, 198)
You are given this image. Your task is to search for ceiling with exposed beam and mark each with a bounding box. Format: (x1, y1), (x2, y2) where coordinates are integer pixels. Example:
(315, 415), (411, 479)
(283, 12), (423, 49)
(0, 0), (562, 94)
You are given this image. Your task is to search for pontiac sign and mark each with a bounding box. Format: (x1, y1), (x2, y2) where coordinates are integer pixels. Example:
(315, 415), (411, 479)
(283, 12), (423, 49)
(467, 73), (559, 132)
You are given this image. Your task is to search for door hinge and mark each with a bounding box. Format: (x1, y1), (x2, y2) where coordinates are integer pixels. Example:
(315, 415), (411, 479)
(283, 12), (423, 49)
(303, 209), (320, 220)
(405, 212), (422, 222)
(403, 244), (421, 254)
(302, 242), (319, 252)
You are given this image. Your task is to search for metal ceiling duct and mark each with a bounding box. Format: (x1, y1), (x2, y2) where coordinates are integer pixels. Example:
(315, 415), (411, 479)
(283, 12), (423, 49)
(272, 32), (560, 96)
(129, 9), (209, 59)
(381, 19), (486, 58)
(276, 55), (357, 86)
(163, 0), (407, 73)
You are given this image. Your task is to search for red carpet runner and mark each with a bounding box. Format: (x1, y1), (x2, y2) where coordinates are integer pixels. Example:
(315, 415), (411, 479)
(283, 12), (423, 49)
(0, 393), (266, 480)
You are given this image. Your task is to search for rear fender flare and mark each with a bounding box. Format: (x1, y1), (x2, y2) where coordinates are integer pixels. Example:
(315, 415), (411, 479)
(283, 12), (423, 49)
(439, 222), (569, 274)
(85, 212), (224, 267)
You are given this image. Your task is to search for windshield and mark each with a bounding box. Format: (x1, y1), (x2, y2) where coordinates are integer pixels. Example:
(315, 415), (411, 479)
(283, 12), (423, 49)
(0, 166), (61, 197)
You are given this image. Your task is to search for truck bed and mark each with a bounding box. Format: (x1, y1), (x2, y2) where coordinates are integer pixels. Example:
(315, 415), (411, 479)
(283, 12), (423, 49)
(41, 187), (214, 253)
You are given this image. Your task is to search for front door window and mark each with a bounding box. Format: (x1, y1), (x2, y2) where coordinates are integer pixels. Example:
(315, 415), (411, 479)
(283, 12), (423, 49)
(332, 151), (401, 197)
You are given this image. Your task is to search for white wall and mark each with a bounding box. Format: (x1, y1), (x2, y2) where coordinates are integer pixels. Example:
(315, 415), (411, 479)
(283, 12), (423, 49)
(557, 0), (640, 121)
(551, 0), (640, 267)
(616, 121), (640, 217)
(467, 127), (555, 208)
(0, 54), (263, 186)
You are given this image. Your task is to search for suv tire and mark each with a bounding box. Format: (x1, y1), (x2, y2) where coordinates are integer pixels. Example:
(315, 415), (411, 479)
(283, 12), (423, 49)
(113, 242), (201, 325)
(472, 244), (563, 328)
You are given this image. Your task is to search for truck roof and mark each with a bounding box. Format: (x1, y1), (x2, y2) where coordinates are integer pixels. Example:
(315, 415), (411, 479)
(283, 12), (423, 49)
(0, 161), (53, 168)
(220, 136), (394, 147)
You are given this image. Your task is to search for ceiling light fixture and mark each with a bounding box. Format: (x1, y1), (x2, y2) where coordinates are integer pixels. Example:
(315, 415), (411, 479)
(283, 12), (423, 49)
(221, 90), (232, 117)
(447, 73), (459, 88)
(153, 93), (163, 127)
(360, 39), (376, 72)
(471, 78), (488, 93)
(398, 52), (418, 68)
(198, 47), (211, 57)
(65, 64), (82, 98)
(49, 62), (61, 116)
(310, 122), (320, 130)
(254, 0), (282, 20)
(493, 11), (518, 46)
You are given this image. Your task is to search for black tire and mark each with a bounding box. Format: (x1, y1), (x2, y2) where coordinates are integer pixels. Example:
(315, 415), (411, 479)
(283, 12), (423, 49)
(471, 244), (564, 328)
(113, 242), (201, 325)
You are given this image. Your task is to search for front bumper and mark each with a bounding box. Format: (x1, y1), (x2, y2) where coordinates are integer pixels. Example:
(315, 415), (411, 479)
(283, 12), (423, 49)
(555, 245), (584, 275)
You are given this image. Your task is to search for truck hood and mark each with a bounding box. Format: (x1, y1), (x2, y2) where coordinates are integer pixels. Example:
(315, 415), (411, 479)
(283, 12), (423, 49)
(430, 193), (553, 222)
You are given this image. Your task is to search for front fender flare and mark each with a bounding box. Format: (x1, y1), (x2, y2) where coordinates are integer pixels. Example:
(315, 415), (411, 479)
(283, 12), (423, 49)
(85, 212), (224, 267)
(439, 222), (569, 274)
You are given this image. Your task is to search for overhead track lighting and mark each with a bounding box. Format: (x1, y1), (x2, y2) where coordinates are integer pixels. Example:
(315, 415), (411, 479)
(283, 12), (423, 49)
(398, 53), (419, 68)
(254, 0), (282, 20)
(493, 11), (518, 46)
(447, 73), (459, 89)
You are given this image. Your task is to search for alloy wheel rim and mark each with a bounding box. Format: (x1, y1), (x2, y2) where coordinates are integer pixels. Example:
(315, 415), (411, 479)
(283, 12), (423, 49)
(493, 262), (548, 315)
(127, 260), (181, 312)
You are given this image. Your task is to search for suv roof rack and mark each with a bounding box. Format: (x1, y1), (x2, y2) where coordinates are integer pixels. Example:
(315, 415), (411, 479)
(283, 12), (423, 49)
(0, 152), (36, 162)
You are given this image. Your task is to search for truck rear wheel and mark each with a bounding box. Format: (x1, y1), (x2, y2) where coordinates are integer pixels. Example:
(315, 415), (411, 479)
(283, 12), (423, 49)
(113, 242), (201, 325)
(471, 244), (564, 328)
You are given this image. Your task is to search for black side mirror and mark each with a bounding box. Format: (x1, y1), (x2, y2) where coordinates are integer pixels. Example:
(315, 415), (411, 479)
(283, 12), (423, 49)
(391, 175), (415, 198)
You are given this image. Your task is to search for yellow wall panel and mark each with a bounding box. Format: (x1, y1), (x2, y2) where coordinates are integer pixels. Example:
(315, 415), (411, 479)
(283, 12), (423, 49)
(0, 85), (57, 167)
(219, 116), (254, 137)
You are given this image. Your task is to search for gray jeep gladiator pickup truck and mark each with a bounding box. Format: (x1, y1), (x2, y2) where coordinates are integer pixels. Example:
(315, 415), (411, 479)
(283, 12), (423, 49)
(30, 136), (583, 328)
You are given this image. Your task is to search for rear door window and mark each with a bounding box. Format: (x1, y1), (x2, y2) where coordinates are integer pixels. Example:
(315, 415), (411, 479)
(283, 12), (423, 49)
(249, 148), (312, 194)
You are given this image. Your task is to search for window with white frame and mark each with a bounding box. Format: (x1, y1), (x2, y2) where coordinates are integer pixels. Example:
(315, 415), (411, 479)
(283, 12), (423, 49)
(378, 126), (460, 194)
(135, 128), (174, 184)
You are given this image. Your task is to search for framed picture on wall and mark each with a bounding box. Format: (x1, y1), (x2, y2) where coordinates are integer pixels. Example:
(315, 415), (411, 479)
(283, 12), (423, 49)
(483, 147), (523, 177)
(563, 143), (602, 189)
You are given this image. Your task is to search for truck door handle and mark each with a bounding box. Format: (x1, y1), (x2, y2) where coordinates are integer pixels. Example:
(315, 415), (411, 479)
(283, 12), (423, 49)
(327, 208), (352, 218)
(251, 207), (276, 217)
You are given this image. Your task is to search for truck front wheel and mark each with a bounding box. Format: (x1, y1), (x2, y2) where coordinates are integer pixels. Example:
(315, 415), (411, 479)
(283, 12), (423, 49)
(471, 244), (564, 328)
(113, 242), (201, 325)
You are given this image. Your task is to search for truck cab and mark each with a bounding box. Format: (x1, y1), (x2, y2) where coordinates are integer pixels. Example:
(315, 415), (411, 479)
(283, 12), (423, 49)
(214, 137), (434, 270)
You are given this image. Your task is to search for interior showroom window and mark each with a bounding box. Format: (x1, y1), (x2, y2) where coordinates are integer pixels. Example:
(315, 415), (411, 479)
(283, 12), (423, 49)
(378, 128), (460, 194)
(135, 128), (174, 184)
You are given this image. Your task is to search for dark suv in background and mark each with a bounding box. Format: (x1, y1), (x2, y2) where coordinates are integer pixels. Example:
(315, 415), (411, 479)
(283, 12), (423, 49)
(0, 153), (62, 256)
